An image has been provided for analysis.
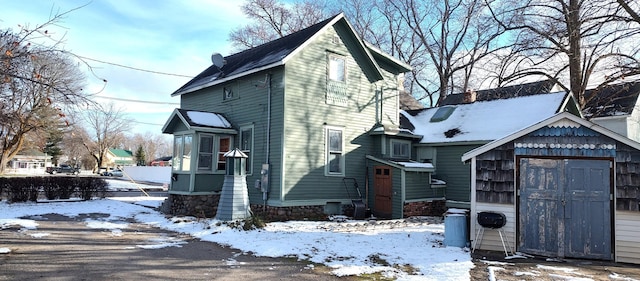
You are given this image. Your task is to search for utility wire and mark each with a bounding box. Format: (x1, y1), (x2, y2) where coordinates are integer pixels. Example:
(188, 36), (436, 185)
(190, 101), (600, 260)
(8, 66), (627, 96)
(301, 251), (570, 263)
(93, 95), (180, 105)
(78, 55), (195, 78)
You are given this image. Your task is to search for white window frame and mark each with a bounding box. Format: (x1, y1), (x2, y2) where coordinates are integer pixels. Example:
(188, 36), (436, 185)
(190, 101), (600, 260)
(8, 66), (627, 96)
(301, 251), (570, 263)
(390, 139), (411, 159)
(172, 134), (193, 172)
(217, 135), (232, 172)
(240, 124), (254, 175)
(328, 55), (346, 82)
(197, 134), (215, 172)
(325, 126), (345, 176)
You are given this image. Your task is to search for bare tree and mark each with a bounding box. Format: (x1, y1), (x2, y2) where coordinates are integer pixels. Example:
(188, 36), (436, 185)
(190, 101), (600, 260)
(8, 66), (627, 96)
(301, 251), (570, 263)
(122, 132), (172, 164)
(380, 0), (506, 106)
(229, 0), (330, 50)
(486, 0), (640, 108)
(76, 103), (131, 171)
(0, 34), (85, 173)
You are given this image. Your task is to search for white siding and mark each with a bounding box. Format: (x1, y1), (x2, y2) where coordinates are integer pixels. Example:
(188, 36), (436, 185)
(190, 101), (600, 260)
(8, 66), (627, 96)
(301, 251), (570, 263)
(615, 211), (640, 264)
(471, 202), (516, 253)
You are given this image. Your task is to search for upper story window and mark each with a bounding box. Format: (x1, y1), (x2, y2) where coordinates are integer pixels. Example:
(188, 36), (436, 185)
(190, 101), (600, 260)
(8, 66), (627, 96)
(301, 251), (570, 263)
(223, 87), (234, 100)
(328, 55), (345, 82)
(390, 139), (411, 159)
(325, 126), (345, 176)
(240, 125), (254, 175)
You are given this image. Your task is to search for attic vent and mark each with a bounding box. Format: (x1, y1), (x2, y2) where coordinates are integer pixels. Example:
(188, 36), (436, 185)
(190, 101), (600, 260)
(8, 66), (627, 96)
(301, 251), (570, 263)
(430, 106), (456, 122)
(331, 35), (340, 45)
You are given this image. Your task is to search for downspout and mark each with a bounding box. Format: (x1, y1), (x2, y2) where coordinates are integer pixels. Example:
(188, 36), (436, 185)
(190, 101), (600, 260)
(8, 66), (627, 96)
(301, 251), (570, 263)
(263, 73), (271, 207)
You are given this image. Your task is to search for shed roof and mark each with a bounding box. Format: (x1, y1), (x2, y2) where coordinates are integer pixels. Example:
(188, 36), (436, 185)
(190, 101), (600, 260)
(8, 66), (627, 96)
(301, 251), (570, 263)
(461, 111), (640, 162)
(582, 80), (640, 118)
(402, 91), (573, 144)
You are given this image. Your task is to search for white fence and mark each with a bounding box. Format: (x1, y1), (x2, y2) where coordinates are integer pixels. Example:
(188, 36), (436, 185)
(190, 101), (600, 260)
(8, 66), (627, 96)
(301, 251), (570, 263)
(122, 166), (171, 185)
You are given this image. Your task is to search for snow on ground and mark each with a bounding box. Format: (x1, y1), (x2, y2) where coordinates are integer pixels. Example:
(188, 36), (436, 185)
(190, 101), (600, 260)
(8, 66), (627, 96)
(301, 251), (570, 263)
(1, 180), (634, 280)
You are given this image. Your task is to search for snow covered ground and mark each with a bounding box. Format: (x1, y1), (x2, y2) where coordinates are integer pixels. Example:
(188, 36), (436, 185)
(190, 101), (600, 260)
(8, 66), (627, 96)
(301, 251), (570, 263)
(1, 180), (638, 280)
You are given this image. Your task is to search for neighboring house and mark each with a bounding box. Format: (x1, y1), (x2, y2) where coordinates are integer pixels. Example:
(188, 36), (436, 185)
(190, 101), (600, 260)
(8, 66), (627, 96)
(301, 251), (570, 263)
(6, 150), (51, 175)
(162, 14), (435, 219)
(401, 81), (581, 209)
(150, 156), (172, 167)
(463, 112), (640, 264)
(582, 80), (640, 142)
(105, 148), (134, 167)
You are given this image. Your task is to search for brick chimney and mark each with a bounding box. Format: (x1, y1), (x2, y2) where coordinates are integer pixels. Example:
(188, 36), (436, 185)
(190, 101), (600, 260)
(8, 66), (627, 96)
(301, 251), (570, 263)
(463, 89), (477, 103)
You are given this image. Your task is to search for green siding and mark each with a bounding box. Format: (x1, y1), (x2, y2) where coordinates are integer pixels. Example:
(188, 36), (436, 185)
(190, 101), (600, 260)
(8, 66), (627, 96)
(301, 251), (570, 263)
(405, 172), (443, 200)
(392, 169), (403, 218)
(169, 173), (191, 192)
(281, 23), (397, 204)
(193, 174), (224, 192)
(434, 145), (481, 203)
(176, 20), (405, 208)
(179, 69), (285, 202)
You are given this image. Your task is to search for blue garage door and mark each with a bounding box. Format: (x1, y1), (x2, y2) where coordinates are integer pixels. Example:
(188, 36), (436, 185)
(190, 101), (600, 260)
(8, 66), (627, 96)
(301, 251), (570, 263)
(519, 158), (612, 260)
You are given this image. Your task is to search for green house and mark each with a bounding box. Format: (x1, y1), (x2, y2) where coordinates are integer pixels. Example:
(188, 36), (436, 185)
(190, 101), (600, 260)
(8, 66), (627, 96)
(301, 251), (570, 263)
(161, 14), (441, 219)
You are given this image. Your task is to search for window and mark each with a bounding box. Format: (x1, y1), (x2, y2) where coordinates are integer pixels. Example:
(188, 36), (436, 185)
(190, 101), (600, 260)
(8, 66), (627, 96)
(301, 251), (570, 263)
(240, 125), (253, 174)
(218, 136), (231, 171)
(198, 135), (214, 171)
(326, 127), (344, 175)
(390, 139), (411, 159)
(172, 134), (192, 171)
(328, 55), (345, 82)
(223, 87), (233, 100)
(430, 106), (456, 122)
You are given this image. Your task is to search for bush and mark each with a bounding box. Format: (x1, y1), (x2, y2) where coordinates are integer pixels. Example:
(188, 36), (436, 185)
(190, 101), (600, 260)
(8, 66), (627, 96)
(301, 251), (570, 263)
(0, 176), (109, 202)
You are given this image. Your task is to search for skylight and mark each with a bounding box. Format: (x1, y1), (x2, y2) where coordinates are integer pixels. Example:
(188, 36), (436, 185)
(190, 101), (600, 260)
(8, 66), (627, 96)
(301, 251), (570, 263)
(430, 106), (456, 122)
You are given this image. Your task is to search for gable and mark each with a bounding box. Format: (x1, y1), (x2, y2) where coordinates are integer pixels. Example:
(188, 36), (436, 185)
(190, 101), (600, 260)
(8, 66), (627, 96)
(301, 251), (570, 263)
(403, 92), (572, 144)
(583, 81), (640, 118)
(162, 108), (237, 134)
(171, 13), (406, 97)
(462, 112), (640, 161)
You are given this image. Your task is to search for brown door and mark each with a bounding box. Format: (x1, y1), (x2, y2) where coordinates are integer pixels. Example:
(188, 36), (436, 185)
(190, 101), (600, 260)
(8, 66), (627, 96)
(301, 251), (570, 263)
(374, 166), (392, 218)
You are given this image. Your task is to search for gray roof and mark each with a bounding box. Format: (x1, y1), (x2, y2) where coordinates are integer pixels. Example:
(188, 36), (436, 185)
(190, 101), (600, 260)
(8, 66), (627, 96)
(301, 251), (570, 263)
(440, 80), (558, 105)
(582, 80), (640, 118)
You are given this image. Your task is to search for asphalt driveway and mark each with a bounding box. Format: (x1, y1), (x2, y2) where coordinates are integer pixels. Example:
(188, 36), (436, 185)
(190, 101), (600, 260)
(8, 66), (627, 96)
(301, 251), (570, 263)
(0, 214), (354, 281)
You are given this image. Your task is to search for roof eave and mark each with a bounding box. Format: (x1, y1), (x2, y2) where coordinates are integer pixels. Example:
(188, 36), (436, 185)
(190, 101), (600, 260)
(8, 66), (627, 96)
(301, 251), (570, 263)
(171, 61), (284, 97)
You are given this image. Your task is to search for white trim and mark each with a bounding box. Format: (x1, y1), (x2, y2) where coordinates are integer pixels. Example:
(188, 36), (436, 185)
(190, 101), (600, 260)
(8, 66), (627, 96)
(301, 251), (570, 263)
(462, 112), (640, 162)
(325, 125), (346, 176)
(390, 139), (411, 158)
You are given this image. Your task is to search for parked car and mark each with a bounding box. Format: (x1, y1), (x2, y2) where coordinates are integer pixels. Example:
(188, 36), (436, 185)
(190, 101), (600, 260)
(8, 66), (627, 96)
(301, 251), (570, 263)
(46, 164), (80, 175)
(106, 169), (123, 177)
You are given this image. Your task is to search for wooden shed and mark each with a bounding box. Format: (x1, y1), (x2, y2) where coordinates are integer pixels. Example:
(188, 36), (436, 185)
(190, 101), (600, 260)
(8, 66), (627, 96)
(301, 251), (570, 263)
(462, 112), (640, 263)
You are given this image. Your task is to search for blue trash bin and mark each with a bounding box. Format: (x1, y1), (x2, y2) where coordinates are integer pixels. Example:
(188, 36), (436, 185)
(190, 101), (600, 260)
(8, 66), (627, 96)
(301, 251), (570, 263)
(444, 208), (468, 247)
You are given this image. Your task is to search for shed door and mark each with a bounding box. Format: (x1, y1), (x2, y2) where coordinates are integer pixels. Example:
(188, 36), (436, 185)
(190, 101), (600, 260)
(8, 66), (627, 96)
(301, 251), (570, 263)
(519, 158), (612, 260)
(374, 166), (392, 218)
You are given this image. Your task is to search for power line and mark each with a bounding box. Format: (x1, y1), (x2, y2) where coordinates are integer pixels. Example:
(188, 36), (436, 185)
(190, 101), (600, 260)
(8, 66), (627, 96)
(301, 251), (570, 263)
(93, 95), (180, 105)
(78, 55), (195, 78)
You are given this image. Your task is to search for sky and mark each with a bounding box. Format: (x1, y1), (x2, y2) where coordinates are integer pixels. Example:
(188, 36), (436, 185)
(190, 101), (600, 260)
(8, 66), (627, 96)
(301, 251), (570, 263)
(1, 0), (247, 136)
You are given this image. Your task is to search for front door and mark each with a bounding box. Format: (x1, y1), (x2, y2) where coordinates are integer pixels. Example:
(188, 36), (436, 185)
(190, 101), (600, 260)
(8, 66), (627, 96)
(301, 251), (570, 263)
(519, 158), (612, 260)
(374, 166), (392, 218)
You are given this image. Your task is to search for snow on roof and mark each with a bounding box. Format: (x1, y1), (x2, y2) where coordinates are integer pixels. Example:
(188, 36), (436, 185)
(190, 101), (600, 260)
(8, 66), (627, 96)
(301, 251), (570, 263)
(186, 111), (232, 128)
(396, 162), (434, 169)
(403, 91), (568, 144)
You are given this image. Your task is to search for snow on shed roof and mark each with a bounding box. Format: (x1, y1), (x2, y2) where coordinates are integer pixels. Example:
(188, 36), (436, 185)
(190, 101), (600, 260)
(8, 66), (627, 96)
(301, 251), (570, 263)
(402, 91), (570, 144)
